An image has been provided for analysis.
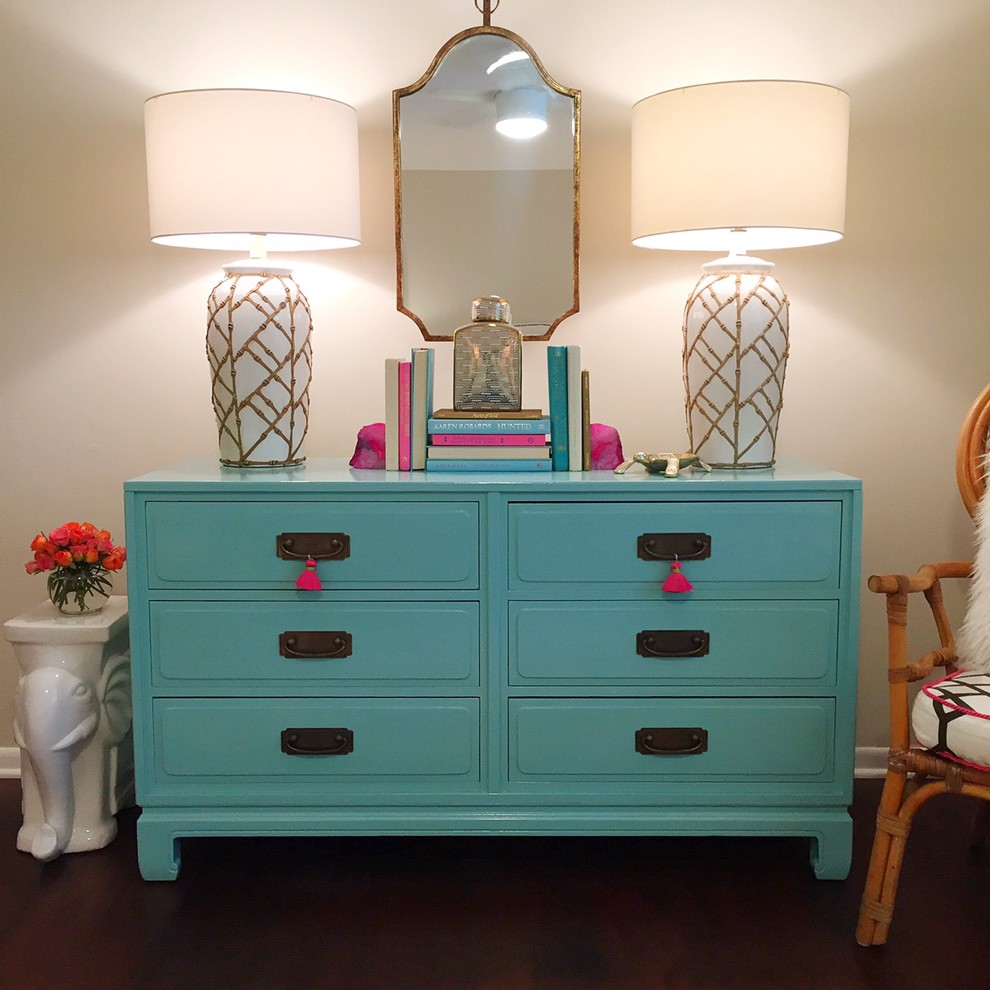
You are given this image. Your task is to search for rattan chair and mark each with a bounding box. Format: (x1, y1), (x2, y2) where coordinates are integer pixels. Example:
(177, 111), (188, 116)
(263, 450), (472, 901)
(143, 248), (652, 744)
(856, 383), (990, 946)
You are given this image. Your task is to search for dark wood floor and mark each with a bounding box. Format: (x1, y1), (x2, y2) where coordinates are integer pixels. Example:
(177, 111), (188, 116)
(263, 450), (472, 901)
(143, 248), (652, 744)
(1, 779), (988, 989)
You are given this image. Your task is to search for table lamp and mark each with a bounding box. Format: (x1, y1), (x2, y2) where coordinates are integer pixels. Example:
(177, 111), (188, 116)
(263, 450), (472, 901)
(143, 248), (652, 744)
(144, 88), (361, 467)
(631, 80), (849, 467)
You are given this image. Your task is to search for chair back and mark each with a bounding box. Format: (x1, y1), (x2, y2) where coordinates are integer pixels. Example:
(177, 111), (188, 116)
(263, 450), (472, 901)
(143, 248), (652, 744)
(956, 382), (990, 518)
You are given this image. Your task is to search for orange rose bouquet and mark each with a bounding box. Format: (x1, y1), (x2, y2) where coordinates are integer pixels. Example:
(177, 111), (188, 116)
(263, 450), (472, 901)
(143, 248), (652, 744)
(26, 522), (126, 615)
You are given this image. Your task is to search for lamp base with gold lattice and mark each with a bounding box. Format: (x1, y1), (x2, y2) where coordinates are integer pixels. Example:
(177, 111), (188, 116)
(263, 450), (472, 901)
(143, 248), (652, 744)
(682, 255), (789, 469)
(206, 264), (313, 468)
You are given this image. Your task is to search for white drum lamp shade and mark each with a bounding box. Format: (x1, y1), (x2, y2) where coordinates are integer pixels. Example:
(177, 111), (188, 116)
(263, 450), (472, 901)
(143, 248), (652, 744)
(144, 89), (361, 467)
(145, 89), (360, 252)
(631, 80), (849, 467)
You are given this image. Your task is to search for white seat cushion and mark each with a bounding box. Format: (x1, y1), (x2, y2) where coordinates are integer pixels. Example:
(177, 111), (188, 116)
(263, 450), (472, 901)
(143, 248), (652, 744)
(912, 670), (990, 769)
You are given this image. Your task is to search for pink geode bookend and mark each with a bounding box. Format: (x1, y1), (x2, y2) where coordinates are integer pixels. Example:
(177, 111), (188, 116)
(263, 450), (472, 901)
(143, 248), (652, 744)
(590, 423), (624, 470)
(349, 423), (386, 469)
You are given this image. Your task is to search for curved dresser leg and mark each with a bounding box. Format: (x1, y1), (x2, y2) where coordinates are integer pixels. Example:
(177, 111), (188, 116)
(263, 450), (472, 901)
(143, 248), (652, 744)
(137, 818), (182, 881)
(809, 818), (853, 880)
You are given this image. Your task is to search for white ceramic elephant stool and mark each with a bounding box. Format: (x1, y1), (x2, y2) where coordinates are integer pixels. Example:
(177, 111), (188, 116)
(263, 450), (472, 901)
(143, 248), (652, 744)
(3, 597), (132, 861)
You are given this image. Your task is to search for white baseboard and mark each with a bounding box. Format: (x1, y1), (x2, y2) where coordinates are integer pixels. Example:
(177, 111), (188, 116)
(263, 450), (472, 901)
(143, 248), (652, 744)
(855, 746), (888, 779)
(0, 745), (892, 781)
(0, 747), (20, 778)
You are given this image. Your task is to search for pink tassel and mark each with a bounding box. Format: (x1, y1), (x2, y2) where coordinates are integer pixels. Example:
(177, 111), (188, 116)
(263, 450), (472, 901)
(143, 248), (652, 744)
(662, 560), (693, 593)
(295, 557), (323, 591)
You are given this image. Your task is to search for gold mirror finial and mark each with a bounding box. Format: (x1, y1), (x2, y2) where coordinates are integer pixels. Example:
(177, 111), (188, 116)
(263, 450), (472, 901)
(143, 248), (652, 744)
(474, 0), (500, 27)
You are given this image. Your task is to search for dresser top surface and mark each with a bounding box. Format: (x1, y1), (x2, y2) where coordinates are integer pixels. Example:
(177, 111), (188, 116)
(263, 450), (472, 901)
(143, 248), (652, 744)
(125, 459), (861, 494)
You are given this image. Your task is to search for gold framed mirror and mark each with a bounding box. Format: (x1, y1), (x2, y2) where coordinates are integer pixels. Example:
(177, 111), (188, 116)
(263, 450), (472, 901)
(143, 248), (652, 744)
(393, 8), (580, 341)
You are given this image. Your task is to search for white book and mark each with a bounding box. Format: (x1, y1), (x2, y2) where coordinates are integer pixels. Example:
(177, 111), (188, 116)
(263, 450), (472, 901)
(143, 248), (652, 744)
(384, 358), (400, 471)
(426, 444), (550, 460)
(566, 345), (583, 472)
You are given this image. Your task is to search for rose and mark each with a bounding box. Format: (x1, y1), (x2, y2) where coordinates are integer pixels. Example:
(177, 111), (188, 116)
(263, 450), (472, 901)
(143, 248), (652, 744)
(30, 534), (53, 554)
(48, 525), (72, 546)
(25, 522), (126, 575)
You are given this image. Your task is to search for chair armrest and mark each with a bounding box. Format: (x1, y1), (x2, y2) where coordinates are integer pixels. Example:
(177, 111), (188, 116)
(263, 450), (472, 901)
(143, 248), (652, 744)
(869, 561), (973, 748)
(868, 561), (972, 595)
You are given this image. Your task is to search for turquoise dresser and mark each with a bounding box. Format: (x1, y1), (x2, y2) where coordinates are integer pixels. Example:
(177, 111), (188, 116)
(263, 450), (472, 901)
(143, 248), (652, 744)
(124, 459), (861, 880)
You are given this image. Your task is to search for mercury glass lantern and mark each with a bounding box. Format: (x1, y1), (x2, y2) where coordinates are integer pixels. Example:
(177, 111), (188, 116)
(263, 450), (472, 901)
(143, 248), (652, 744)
(452, 295), (523, 411)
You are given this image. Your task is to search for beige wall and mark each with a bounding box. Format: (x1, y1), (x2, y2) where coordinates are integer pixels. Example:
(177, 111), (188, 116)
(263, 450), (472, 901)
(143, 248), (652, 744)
(2, 0), (989, 756)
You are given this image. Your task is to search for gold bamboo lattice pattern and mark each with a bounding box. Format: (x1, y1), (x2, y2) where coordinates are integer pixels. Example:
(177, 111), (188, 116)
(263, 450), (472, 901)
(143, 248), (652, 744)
(207, 272), (313, 466)
(683, 271), (789, 467)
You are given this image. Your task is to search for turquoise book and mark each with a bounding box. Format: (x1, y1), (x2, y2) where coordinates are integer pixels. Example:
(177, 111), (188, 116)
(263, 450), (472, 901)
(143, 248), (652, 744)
(547, 345), (569, 470)
(427, 415), (551, 435)
(424, 458), (552, 472)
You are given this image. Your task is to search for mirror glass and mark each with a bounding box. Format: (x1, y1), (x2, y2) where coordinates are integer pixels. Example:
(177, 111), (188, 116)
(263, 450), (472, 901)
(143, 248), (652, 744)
(394, 27), (580, 340)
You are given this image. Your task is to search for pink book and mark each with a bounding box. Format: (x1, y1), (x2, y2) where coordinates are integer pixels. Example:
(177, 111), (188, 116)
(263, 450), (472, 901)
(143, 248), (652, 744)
(398, 360), (412, 470)
(430, 433), (547, 447)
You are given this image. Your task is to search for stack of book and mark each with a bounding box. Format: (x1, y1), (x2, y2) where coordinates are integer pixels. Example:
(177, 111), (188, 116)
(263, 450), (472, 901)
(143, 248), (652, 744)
(547, 343), (591, 471)
(425, 409), (552, 472)
(382, 345), (586, 473)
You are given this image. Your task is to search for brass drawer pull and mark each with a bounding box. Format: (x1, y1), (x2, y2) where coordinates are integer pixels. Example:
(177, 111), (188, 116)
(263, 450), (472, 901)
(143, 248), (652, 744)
(636, 629), (710, 659)
(281, 727), (354, 756)
(637, 533), (711, 562)
(276, 532), (350, 562)
(635, 727), (708, 756)
(279, 631), (353, 660)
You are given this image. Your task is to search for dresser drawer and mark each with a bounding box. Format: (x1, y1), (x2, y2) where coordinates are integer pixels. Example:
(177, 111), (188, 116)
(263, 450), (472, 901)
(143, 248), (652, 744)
(151, 601), (480, 686)
(509, 600), (837, 685)
(509, 698), (834, 781)
(143, 500), (479, 589)
(154, 698), (480, 782)
(508, 500), (842, 589)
